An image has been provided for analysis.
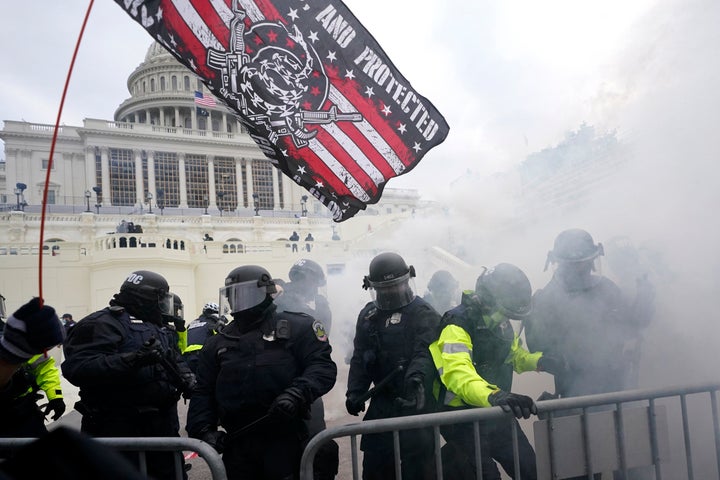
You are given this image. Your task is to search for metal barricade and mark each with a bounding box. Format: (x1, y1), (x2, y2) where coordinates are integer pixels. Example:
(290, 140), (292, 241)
(301, 382), (720, 480)
(0, 436), (227, 480)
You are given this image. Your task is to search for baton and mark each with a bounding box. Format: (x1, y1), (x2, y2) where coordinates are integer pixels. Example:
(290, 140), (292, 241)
(226, 414), (271, 441)
(355, 364), (405, 404)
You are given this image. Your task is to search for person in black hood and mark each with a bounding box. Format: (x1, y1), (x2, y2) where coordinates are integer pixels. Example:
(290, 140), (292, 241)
(186, 265), (337, 480)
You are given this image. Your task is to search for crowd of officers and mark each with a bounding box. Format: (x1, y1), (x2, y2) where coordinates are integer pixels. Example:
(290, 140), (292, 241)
(0, 227), (655, 480)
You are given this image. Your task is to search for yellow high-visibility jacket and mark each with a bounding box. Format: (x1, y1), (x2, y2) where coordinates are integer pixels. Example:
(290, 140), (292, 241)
(21, 354), (63, 401)
(429, 295), (541, 409)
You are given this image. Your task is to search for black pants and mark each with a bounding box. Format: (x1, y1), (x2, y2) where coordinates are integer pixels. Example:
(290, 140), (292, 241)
(223, 428), (305, 480)
(441, 418), (537, 480)
(80, 404), (185, 480)
(361, 427), (435, 480)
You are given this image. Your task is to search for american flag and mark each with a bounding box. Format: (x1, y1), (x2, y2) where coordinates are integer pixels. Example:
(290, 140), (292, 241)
(114, 0), (449, 222)
(194, 90), (217, 107)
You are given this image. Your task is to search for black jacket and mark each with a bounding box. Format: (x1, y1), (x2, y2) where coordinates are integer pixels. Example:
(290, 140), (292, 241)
(61, 307), (190, 410)
(525, 274), (632, 397)
(347, 297), (440, 417)
(186, 305), (336, 437)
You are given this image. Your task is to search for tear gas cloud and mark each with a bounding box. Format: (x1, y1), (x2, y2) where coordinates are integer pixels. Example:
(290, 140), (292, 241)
(322, 0), (719, 464)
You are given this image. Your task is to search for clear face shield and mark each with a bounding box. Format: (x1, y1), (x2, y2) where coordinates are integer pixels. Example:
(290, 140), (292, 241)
(158, 292), (174, 316)
(368, 274), (416, 310)
(219, 279), (273, 315)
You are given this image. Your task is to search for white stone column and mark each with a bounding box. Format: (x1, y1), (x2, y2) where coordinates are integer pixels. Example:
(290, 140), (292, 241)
(178, 153), (188, 208)
(246, 159), (255, 212)
(191, 107), (197, 130)
(235, 156), (244, 208)
(100, 147), (111, 206)
(134, 149), (144, 208)
(271, 165), (280, 211)
(159, 109), (165, 126)
(174, 107), (180, 127)
(147, 150), (156, 200)
(85, 146), (97, 190)
(207, 155), (216, 208)
(282, 168), (294, 211)
(222, 113), (228, 133)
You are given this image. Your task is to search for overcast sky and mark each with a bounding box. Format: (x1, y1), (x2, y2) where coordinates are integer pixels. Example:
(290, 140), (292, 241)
(0, 0), (715, 198)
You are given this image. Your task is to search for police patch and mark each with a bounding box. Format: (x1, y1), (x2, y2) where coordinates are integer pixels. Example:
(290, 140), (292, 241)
(312, 320), (328, 342)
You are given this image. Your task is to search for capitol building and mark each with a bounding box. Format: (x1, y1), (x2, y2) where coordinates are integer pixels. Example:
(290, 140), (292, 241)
(0, 42), (441, 319)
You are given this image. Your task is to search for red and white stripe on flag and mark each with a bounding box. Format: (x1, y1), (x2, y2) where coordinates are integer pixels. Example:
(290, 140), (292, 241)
(114, 0), (449, 221)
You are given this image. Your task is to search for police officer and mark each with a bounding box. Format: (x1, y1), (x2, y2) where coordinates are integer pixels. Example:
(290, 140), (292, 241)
(186, 265), (336, 480)
(274, 258), (338, 480)
(525, 229), (636, 399)
(182, 302), (224, 374)
(346, 252), (440, 480)
(430, 264), (563, 480)
(275, 258), (332, 334)
(422, 269), (460, 314)
(62, 270), (195, 480)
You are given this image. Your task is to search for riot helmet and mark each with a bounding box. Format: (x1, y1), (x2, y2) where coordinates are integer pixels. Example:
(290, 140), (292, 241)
(288, 258), (327, 299)
(363, 252), (416, 310)
(426, 270), (459, 313)
(428, 270), (459, 295)
(546, 229), (604, 269)
(0, 294), (6, 320)
(116, 270), (173, 316)
(172, 293), (184, 320)
(475, 263), (532, 320)
(202, 302), (219, 316)
(289, 258), (326, 287)
(219, 265), (277, 315)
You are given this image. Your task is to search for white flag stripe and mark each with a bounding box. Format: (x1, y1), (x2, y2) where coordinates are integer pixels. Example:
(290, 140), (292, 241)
(237, 0), (266, 23)
(308, 139), (372, 202)
(327, 86), (405, 174)
(320, 123), (385, 187)
(173, 0), (225, 51)
(209, 0), (235, 24)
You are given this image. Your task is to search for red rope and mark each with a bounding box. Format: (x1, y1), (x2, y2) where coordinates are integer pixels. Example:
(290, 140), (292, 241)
(39, 0), (95, 305)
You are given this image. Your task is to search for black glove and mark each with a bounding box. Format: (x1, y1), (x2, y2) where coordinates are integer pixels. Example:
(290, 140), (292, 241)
(173, 318), (186, 332)
(121, 339), (164, 368)
(536, 353), (569, 376)
(269, 386), (307, 419)
(345, 395), (366, 416)
(200, 429), (226, 454)
(180, 371), (197, 398)
(0, 298), (65, 364)
(488, 390), (537, 419)
(42, 398), (66, 421)
(394, 375), (425, 411)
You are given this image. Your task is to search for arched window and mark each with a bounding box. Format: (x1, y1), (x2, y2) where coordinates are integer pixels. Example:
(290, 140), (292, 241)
(150, 78), (155, 92)
(160, 77), (166, 91)
(172, 76), (177, 90)
(184, 76), (190, 90)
